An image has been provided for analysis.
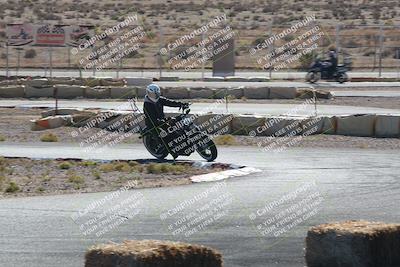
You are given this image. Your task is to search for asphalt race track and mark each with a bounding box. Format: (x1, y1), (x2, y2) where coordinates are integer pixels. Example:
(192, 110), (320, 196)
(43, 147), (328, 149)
(0, 143), (399, 266)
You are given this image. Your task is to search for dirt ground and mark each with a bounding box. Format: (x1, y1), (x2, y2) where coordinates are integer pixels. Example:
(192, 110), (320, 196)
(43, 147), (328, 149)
(0, 157), (228, 198)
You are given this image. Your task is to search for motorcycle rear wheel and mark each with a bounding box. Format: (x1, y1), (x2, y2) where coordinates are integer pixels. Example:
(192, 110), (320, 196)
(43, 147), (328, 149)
(306, 71), (319, 83)
(143, 134), (169, 160)
(337, 73), (348, 83)
(196, 139), (218, 162)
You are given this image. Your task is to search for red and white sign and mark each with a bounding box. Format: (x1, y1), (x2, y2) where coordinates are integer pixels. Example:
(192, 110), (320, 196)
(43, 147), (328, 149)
(34, 24), (67, 46)
(66, 25), (95, 47)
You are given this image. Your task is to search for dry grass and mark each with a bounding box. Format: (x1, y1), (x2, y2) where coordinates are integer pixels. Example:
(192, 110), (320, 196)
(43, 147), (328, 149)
(214, 135), (237, 146)
(40, 133), (58, 142)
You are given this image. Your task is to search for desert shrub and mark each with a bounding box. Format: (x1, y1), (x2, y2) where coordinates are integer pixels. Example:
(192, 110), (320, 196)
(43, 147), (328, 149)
(40, 133), (58, 142)
(5, 181), (19, 193)
(214, 135), (237, 146)
(68, 173), (85, 185)
(24, 49), (37, 59)
(0, 134), (5, 141)
(80, 161), (97, 167)
(146, 163), (188, 174)
(59, 162), (72, 170)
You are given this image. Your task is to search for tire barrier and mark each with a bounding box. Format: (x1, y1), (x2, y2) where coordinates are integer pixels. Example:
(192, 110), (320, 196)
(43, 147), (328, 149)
(336, 114), (376, 137)
(243, 87), (270, 99)
(110, 86), (138, 99)
(306, 220), (400, 267)
(375, 114), (400, 138)
(55, 85), (85, 99)
(85, 86), (111, 99)
(124, 77), (152, 86)
(247, 77), (270, 82)
(297, 88), (334, 99)
(26, 78), (51, 88)
(0, 86), (25, 98)
(269, 86), (299, 99)
(225, 76), (249, 82)
(203, 76), (225, 81)
(189, 87), (216, 99)
(49, 78), (77, 86)
(31, 110), (400, 138)
(30, 115), (73, 131)
(194, 113), (233, 135)
(158, 76), (179, 81)
(85, 240), (223, 267)
(231, 115), (266, 135)
(25, 85), (55, 98)
(164, 87), (190, 99)
(1, 82), (331, 100)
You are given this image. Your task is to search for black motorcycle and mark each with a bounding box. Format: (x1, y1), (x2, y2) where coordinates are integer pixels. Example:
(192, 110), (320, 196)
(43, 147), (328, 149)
(306, 57), (351, 83)
(140, 104), (218, 162)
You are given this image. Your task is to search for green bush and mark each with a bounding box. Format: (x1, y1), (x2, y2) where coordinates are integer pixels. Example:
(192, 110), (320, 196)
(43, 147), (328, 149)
(0, 134), (5, 142)
(5, 182), (19, 193)
(59, 162), (72, 170)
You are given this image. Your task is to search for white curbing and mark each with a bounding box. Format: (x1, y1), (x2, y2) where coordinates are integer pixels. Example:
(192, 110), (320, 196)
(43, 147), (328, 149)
(190, 166), (262, 183)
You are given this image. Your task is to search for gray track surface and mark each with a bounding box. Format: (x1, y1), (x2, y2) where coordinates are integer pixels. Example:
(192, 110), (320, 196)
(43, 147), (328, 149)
(0, 143), (399, 267)
(1, 99), (400, 116)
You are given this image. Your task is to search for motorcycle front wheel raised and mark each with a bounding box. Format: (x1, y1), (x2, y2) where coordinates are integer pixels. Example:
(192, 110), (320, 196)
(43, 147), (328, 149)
(143, 134), (169, 160)
(196, 139), (218, 162)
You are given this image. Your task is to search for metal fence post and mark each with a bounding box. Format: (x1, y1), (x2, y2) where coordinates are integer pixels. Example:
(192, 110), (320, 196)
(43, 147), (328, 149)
(67, 47), (71, 68)
(5, 44), (9, 78)
(335, 24), (341, 53)
(268, 18), (274, 79)
(92, 46), (96, 77)
(378, 26), (383, 78)
(16, 48), (22, 77)
(49, 47), (53, 79)
(201, 31), (205, 81)
(158, 26), (164, 78)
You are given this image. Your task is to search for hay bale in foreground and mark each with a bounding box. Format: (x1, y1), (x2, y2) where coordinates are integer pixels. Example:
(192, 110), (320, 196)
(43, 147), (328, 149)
(306, 220), (400, 267)
(85, 240), (223, 267)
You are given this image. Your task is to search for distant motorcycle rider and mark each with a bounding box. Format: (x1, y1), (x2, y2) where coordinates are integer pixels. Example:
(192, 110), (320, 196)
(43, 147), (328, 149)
(143, 83), (188, 129)
(326, 49), (338, 75)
